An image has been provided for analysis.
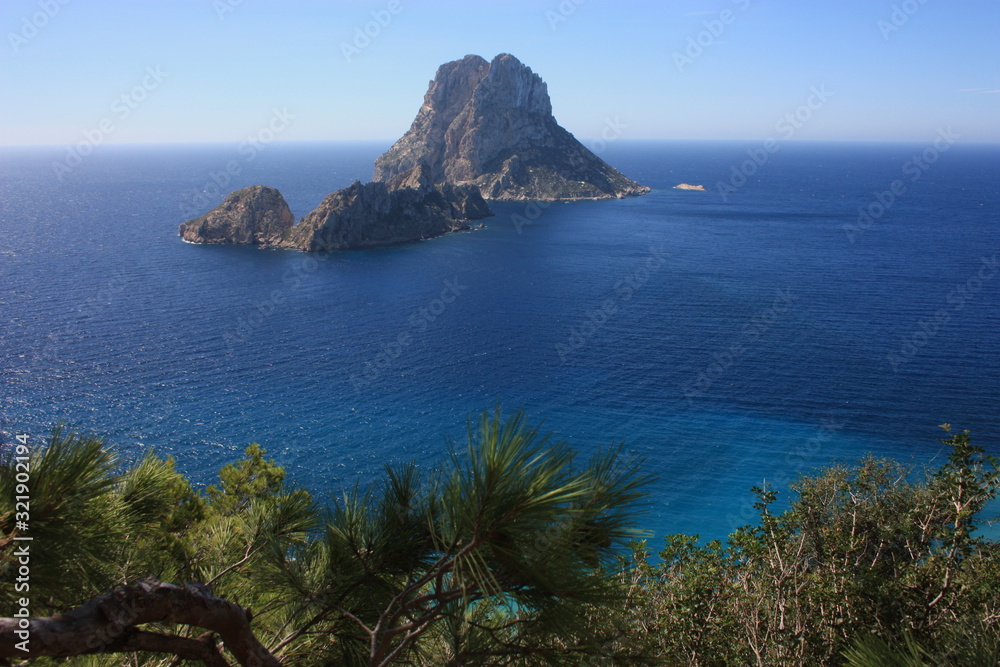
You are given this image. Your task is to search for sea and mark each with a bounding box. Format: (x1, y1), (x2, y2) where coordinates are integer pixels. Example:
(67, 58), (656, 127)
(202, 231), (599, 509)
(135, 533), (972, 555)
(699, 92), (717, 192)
(1, 139), (998, 544)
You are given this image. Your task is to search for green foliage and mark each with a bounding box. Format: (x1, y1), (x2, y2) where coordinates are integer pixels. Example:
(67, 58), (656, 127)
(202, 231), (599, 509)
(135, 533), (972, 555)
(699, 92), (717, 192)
(0, 428), (207, 608)
(2, 419), (997, 667)
(613, 427), (1000, 666)
(0, 431), (315, 667)
(842, 633), (928, 667)
(206, 442), (287, 515)
(270, 406), (653, 665)
(844, 626), (1000, 667)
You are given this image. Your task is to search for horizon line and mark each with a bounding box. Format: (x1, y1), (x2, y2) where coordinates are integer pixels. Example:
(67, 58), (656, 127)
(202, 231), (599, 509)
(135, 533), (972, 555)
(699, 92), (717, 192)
(2, 137), (999, 149)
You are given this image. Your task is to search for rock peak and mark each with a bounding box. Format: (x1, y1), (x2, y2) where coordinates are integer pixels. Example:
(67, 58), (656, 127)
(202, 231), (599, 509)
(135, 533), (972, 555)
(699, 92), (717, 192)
(373, 54), (648, 200)
(477, 53), (551, 117)
(179, 185), (294, 245)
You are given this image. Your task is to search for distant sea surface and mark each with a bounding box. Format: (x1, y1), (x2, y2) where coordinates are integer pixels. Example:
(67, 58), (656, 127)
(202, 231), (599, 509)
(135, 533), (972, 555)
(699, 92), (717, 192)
(2, 140), (998, 541)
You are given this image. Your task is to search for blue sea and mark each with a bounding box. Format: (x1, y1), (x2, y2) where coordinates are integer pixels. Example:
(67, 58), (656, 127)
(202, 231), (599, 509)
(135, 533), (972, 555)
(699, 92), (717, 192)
(2, 140), (998, 542)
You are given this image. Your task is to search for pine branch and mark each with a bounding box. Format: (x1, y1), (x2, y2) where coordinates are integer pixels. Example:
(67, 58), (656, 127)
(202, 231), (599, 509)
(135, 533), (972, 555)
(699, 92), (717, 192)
(0, 578), (281, 667)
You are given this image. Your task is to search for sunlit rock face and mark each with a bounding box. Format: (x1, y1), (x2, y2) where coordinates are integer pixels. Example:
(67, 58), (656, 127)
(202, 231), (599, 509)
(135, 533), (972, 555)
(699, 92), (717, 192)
(373, 54), (650, 201)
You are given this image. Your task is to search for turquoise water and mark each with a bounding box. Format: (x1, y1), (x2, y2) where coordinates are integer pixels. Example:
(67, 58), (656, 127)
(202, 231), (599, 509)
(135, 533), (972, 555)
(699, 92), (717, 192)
(2, 140), (998, 540)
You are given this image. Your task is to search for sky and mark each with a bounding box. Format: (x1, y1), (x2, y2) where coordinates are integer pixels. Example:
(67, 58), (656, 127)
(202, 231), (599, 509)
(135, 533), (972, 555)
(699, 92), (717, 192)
(0, 0), (998, 146)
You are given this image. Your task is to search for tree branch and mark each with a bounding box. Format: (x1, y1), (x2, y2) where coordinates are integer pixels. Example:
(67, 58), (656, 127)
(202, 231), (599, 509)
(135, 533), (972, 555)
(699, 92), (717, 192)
(0, 578), (281, 667)
(117, 629), (229, 667)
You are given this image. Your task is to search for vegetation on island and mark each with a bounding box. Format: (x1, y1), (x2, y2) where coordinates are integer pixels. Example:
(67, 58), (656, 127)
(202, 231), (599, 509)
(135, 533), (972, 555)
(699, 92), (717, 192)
(1, 411), (998, 666)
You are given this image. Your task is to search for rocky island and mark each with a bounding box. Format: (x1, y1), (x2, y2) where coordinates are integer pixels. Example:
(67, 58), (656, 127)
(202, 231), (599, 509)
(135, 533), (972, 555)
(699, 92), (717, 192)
(180, 179), (489, 251)
(179, 53), (649, 252)
(374, 54), (649, 200)
(180, 185), (294, 246)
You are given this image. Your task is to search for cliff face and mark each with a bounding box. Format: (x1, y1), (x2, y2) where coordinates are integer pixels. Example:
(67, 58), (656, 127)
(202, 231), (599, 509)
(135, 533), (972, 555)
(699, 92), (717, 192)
(373, 54), (650, 200)
(179, 181), (491, 252)
(179, 186), (294, 245)
(280, 180), (491, 252)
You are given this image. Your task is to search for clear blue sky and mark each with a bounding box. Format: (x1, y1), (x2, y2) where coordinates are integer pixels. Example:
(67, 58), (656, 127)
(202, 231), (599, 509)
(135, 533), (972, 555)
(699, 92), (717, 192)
(1, 0), (997, 146)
